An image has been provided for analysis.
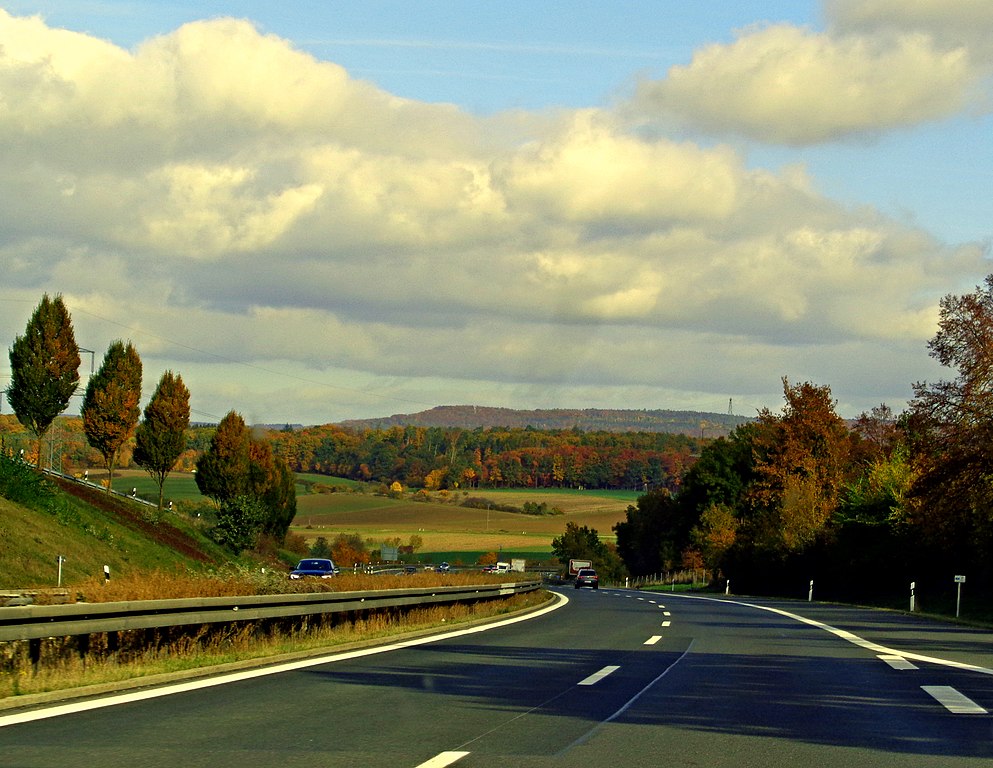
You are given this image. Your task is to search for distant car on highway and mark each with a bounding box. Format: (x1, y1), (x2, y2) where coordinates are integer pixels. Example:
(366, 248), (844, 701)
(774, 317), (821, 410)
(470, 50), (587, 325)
(575, 568), (599, 589)
(437, 562), (451, 572)
(289, 558), (339, 579)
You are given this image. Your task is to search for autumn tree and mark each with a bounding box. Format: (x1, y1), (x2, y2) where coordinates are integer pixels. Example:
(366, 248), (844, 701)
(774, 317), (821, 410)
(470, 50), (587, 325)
(329, 533), (368, 566)
(691, 503), (739, 572)
(747, 378), (854, 554)
(195, 411), (252, 502)
(6, 294), (81, 467)
(133, 371), (191, 510)
(81, 341), (142, 491)
(614, 426), (757, 579)
(196, 410), (296, 549)
(906, 274), (993, 581)
(257, 443), (297, 543)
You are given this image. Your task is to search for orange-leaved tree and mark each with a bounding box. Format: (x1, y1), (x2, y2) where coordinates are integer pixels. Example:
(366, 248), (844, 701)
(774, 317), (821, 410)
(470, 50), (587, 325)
(195, 411), (296, 550)
(133, 371), (190, 510)
(81, 340), (142, 492)
(6, 294), (81, 467)
(749, 378), (854, 553)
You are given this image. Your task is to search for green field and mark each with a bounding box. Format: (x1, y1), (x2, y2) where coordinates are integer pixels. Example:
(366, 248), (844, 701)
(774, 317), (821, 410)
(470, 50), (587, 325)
(294, 486), (637, 564)
(102, 470), (637, 564)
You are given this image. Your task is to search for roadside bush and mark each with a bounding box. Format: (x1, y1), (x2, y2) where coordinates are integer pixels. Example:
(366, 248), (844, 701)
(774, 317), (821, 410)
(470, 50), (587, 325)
(460, 496), (520, 513)
(0, 452), (54, 509)
(210, 495), (267, 553)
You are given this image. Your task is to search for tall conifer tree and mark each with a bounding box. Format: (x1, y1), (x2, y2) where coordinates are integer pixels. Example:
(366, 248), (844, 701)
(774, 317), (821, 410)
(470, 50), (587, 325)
(81, 340), (142, 492)
(6, 294), (81, 466)
(133, 371), (191, 510)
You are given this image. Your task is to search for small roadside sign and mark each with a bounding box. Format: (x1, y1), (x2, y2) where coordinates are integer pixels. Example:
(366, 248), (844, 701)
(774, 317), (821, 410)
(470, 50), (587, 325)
(568, 559), (592, 575)
(954, 575), (966, 618)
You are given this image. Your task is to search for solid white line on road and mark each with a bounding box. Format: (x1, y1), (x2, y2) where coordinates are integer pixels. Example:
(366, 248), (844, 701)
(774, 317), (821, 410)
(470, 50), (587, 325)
(677, 594), (993, 677)
(416, 751), (471, 768)
(0, 593), (572, 729)
(579, 665), (620, 685)
(879, 654), (918, 670)
(921, 686), (987, 714)
(644, 635), (663, 645)
(661, 620), (671, 627)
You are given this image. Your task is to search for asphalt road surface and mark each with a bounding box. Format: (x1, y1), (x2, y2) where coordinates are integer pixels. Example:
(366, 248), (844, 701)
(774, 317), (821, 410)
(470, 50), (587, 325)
(2, 587), (992, 767)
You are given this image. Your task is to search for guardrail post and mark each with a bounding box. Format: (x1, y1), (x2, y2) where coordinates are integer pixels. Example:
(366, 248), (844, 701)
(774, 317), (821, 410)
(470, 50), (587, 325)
(78, 633), (90, 666)
(29, 637), (41, 673)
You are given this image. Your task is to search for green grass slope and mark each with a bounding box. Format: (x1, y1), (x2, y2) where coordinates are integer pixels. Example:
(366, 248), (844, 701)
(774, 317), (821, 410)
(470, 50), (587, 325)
(0, 467), (223, 590)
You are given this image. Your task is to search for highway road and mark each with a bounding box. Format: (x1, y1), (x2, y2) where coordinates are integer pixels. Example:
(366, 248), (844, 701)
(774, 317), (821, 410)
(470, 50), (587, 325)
(2, 586), (992, 767)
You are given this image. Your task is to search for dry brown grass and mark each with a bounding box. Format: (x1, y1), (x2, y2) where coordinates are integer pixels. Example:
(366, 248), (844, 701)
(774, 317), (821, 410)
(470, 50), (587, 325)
(69, 567), (532, 603)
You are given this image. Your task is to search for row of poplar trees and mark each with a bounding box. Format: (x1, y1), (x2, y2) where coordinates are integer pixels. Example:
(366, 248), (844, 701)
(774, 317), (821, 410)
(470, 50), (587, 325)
(4, 294), (295, 551)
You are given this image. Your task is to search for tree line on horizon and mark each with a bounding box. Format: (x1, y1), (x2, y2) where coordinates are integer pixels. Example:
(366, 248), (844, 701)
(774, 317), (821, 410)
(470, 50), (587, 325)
(266, 423), (705, 492)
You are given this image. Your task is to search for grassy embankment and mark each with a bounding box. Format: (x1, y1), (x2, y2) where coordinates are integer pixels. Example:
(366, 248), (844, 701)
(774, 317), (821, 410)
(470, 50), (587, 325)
(0, 464), (567, 699)
(1, 564), (548, 700)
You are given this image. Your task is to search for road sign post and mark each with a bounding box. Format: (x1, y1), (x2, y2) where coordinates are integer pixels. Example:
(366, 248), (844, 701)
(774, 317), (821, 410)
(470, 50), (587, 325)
(954, 575), (966, 618)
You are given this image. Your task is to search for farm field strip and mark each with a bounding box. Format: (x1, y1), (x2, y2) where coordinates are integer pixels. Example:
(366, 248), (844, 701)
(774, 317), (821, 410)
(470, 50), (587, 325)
(99, 470), (631, 555)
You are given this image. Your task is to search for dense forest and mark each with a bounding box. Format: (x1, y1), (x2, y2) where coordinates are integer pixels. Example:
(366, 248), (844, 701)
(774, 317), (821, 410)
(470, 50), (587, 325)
(0, 415), (706, 492)
(267, 423), (704, 491)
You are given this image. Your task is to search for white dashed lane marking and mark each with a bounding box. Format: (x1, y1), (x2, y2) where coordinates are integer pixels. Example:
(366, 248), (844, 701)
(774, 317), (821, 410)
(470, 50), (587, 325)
(879, 654), (918, 670)
(644, 635), (663, 645)
(579, 665), (621, 686)
(416, 751), (470, 767)
(921, 686), (987, 714)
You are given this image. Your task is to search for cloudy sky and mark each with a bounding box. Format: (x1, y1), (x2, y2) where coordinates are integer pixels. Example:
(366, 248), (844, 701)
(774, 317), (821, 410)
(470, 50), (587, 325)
(1, 1), (991, 425)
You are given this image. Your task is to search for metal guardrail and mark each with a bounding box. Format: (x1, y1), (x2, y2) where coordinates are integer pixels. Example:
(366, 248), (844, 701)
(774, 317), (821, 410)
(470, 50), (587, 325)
(0, 581), (541, 642)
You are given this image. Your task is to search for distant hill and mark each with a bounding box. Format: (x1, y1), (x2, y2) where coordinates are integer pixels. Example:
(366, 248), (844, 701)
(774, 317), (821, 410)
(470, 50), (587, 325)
(338, 406), (752, 437)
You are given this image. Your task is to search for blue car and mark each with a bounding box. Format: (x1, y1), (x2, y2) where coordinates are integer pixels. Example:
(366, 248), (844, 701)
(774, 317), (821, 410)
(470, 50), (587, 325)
(289, 558), (339, 579)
